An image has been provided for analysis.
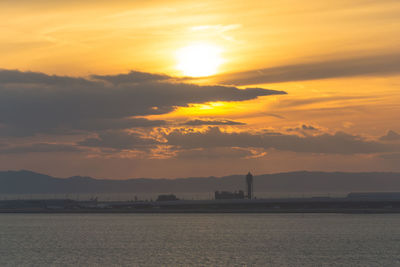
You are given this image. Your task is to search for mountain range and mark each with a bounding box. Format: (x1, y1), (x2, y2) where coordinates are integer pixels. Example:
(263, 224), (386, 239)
(1, 170), (400, 195)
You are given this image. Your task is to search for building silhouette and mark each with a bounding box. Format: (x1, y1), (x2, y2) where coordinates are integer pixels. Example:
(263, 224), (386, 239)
(246, 172), (253, 199)
(156, 194), (179, 201)
(214, 172), (254, 200)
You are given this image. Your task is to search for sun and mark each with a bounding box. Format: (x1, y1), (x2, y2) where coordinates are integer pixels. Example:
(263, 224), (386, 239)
(176, 43), (223, 77)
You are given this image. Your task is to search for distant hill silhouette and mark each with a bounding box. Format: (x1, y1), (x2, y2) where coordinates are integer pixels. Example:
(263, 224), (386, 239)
(1, 170), (400, 194)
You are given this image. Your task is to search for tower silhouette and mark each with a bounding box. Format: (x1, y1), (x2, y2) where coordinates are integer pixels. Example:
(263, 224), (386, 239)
(246, 172), (253, 199)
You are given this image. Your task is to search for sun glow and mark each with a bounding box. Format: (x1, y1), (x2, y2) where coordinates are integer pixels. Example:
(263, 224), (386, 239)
(176, 43), (223, 77)
(171, 101), (235, 116)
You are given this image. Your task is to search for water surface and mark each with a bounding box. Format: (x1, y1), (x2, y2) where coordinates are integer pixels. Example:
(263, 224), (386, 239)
(0, 214), (399, 266)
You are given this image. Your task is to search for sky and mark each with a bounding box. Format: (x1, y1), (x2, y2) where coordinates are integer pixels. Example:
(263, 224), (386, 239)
(0, 0), (400, 178)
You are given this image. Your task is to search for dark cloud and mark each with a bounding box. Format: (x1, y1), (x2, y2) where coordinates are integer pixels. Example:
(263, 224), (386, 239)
(379, 153), (400, 160)
(287, 124), (318, 132)
(380, 130), (400, 142)
(70, 118), (166, 131)
(78, 131), (160, 150)
(0, 69), (94, 86)
(182, 119), (246, 126)
(0, 143), (80, 154)
(302, 124), (317, 131)
(166, 127), (398, 155)
(216, 53), (400, 85)
(91, 70), (170, 85)
(0, 69), (285, 137)
(0, 117), (166, 137)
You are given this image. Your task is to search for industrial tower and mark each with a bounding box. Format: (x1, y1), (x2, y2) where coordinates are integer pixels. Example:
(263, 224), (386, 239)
(246, 172), (253, 199)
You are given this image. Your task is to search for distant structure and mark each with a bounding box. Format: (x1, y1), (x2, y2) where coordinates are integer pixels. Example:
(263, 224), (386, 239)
(215, 190), (245, 200)
(214, 172), (254, 200)
(347, 192), (400, 200)
(246, 172), (253, 199)
(156, 194), (179, 201)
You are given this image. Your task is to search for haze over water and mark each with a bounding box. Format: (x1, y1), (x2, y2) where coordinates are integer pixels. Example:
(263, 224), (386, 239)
(1, 213), (399, 266)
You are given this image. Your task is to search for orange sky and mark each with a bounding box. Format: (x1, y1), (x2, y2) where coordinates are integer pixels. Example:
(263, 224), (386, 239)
(0, 0), (399, 178)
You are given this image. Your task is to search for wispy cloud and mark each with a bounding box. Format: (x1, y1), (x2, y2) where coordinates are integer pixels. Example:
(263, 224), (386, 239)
(216, 53), (400, 85)
(181, 119), (245, 126)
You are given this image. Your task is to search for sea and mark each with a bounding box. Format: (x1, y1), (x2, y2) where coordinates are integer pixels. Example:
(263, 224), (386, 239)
(0, 213), (399, 266)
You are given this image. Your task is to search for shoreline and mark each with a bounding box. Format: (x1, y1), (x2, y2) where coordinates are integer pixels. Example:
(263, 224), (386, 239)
(2, 197), (400, 214)
(2, 208), (400, 214)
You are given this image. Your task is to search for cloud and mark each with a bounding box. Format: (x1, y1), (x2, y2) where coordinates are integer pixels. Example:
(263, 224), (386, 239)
(91, 70), (170, 85)
(78, 131), (160, 150)
(175, 147), (264, 159)
(61, 127), (400, 157)
(215, 53), (400, 85)
(0, 69), (94, 86)
(380, 130), (400, 142)
(275, 95), (373, 110)
(182, 119), (245, 126)
(302, 124), (317, 131)
(287, 124), (318, 132)
(0, 69), (286, 137)
(379, 153), (400, 160)
(70, 118), (166, 131)
(166, 127), (398, 155)
(0, 143), (80, 154)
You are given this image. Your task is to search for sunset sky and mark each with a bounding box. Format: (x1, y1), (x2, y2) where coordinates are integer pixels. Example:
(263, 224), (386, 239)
(1, 0), (400, 178)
